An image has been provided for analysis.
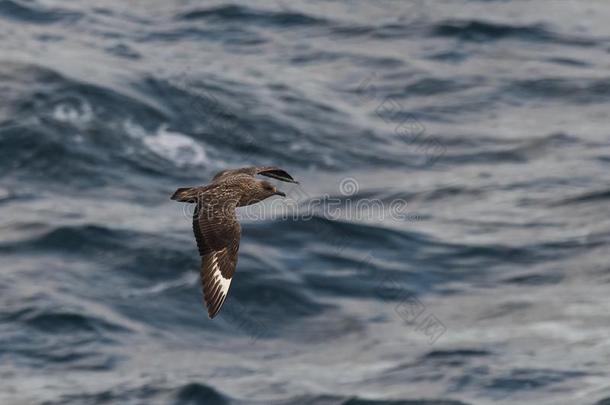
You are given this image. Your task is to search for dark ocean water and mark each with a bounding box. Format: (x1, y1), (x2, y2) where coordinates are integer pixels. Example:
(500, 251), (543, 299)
(1, 0), (610, 404)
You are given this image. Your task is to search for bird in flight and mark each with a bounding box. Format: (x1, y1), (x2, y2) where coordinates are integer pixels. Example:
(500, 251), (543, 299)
(171, 166), (298, 318)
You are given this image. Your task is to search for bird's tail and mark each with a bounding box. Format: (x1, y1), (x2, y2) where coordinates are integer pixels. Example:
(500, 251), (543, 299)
(171, 187), (201, 203)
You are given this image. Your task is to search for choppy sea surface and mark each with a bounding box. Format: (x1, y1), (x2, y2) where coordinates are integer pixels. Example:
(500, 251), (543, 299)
(1, 0), (610, 404)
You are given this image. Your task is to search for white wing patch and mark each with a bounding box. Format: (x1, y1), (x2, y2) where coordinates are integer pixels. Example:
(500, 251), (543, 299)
(201, 248), (236, 318)
(210, 252), (232, 306)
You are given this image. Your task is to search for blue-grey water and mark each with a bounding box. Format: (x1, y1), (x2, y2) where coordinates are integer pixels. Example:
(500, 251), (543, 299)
(1, 0), (610, 404)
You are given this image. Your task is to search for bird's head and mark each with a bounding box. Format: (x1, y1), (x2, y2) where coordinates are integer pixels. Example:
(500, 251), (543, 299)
(258, 180), (286, 199)
(239, 179), (286, 206)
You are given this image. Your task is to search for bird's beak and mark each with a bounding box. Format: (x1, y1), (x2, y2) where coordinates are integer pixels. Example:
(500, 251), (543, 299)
(274, 190), (286, 197)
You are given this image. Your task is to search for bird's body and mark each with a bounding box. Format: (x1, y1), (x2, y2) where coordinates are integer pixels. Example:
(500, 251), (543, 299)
(171, 166), (297, 318)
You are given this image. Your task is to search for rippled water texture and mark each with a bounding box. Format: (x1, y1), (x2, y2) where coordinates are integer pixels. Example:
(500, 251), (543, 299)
(1, 0), (610, 404)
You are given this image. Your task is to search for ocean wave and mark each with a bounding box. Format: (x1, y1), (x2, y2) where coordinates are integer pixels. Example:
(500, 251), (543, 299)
(173, 382), (229, 405)
(552, 188), (610, 205)
(123, 121), (209, 168)
(177, 4), (328, 27)
(505, 77), (610, 103)
(0, 0), (81, 24)
(432, 19), (594, 46)
(275, 395), (473, 405)
(1, 0), (609, 403)
(12, 306), (128, 335)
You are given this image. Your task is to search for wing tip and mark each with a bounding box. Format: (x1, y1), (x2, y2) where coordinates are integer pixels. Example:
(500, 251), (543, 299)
(258, 168), (298, 184)
(205, 296), (225, 319)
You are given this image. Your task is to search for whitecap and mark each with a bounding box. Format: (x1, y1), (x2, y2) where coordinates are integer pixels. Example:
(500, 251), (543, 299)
(123, 121), (208, 167)
(123, 271), (199, 298)
(52, 101), (93, 125)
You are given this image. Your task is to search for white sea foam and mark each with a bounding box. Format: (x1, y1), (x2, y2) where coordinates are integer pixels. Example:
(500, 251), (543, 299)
(52, 101), (93, 125)
(123, 121), (208, 167)
(123, 271), (199, 298)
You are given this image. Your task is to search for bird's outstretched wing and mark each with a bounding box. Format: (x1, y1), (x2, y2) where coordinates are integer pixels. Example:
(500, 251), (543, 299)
(193, 200), (241, 318)
(213, 166), (298, 184)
